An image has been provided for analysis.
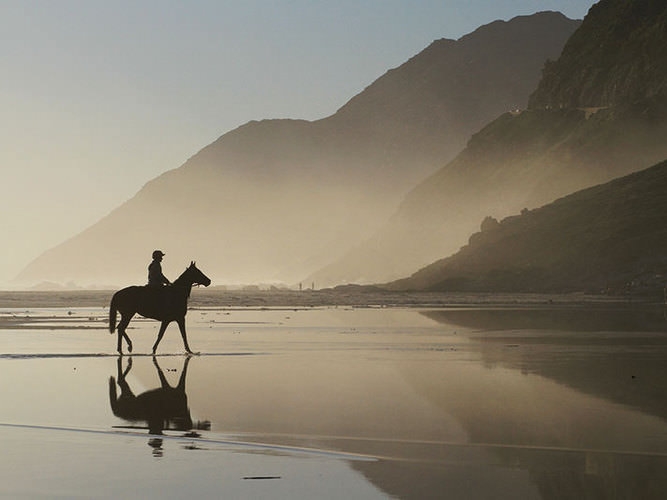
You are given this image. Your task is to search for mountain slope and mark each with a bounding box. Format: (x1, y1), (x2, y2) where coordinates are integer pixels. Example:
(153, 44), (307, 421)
(309, 0), (667, 287)
(16, 12), (578, 287)
(529, 0), (667, 109)
(388, 159), (667, 293)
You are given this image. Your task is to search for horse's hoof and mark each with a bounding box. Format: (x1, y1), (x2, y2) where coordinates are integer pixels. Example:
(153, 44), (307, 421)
(127, 344), (133, 353)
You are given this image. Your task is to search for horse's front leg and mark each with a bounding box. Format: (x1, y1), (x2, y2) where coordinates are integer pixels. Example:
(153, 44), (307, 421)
(177, 317), (195, 355)
(152, 321), (170, 355)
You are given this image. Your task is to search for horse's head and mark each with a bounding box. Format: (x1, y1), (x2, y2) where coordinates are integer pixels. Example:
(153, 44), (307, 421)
(186, 261), (211, 287)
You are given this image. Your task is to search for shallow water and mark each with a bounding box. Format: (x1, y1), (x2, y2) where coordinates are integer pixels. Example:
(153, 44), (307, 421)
(1, 305), (667, 499)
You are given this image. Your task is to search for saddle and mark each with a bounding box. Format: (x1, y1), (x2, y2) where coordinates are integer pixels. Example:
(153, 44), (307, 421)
(143, 285), (172, 315)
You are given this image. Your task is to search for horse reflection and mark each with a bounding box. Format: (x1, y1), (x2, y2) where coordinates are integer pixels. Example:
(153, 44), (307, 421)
(109, 356), (201, 435)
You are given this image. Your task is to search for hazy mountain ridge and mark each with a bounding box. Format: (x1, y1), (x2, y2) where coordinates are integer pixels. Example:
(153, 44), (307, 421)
(388, 158), (667, 293)
(16, 12), (578, 287)
(329, 11), (581, 172)
(309, 0), (667, 287)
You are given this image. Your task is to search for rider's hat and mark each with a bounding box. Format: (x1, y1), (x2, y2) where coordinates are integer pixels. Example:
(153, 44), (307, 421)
(152, 250), (165, 259)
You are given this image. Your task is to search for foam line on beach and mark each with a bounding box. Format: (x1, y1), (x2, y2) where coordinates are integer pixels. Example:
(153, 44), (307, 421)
(0, 353), (116, 359)
(3, 423), (667, 462)
(0, 352), (264, 360)
(0, 422), (376, 461)
(224, 431), (667, 460)
(7, 422), (664, 462)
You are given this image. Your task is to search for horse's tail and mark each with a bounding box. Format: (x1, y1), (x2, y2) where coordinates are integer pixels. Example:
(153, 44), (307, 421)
(109, 293), (117, 334)
(108, 376), (118, 412)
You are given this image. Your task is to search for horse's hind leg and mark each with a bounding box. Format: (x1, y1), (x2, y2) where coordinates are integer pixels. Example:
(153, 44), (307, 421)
(117, 313), (134, 355)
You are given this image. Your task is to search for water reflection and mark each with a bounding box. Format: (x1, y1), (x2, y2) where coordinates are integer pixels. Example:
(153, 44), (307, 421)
(108, 356), (209, 436)
(352, 445), (667, 500)
(422, 306), (667, 421)
(91, 307), (667, 498)
(423, 305), (667, 332)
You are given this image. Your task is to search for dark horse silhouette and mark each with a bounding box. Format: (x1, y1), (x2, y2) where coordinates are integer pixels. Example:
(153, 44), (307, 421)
(109, 261), (211, 355)
(109, 356), (198, 435)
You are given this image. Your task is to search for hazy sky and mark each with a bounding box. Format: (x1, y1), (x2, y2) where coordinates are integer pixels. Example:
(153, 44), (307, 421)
(0, 0), (595, 286)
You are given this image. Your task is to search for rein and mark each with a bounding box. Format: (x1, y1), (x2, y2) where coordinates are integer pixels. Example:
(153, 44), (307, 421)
(169, 264), (210, 294)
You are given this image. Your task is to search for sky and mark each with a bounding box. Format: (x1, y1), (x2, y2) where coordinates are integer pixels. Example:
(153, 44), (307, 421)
(0, 0), (596, 287)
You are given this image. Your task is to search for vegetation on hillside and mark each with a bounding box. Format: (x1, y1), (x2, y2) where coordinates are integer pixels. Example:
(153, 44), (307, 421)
(388, 160), (667, 294)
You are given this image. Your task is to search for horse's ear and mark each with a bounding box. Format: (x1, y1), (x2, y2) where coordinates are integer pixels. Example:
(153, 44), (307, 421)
(191, 261), (195, 266)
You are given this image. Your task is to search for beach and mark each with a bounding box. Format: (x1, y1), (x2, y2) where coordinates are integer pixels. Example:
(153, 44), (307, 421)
(1, 290), (667, 498)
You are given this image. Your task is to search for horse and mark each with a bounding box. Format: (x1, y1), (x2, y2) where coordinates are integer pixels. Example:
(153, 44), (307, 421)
(109, 261), (211, 355)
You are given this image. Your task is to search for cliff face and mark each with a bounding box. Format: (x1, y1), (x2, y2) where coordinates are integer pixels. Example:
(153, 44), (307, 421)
(16, 12), (579, 287)
(308, 0), (667, 287)
(529, 0), (667, 109)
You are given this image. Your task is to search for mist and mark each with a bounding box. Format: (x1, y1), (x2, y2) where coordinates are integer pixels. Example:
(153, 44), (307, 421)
(13, 11), (582, 290)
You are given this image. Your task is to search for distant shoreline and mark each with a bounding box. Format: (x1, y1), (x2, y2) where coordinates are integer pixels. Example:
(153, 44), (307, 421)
(0, 288), (657, 309)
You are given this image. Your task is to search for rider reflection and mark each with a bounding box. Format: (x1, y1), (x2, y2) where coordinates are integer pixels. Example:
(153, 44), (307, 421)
(148, 437), (164, 458)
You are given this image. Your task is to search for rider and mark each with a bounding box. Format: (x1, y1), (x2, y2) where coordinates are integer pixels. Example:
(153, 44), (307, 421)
(147, 250), (171, 287)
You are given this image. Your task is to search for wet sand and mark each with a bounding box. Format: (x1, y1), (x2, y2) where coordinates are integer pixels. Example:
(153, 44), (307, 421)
(1, 295), (667, 498)
(0, 288), (637, 309)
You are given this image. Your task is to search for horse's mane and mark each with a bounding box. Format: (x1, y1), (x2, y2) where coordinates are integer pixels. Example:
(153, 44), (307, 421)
(171, 263), (207, 295)
(172, 270), (192, 287)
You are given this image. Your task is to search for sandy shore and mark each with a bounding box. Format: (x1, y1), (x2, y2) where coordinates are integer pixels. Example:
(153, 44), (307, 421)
(0, 288), (639, 309)
(2, 304), (667, 498)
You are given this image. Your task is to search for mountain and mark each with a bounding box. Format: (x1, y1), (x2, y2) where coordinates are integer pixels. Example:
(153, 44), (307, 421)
(529, 0), (667, 109)
(309, 0), (667, 287)
(15, 12), (579, 287)
(387, 159), (667, 293)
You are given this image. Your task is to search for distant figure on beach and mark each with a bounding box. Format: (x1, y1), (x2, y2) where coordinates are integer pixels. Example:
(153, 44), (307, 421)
(148, 250), (170, 287)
